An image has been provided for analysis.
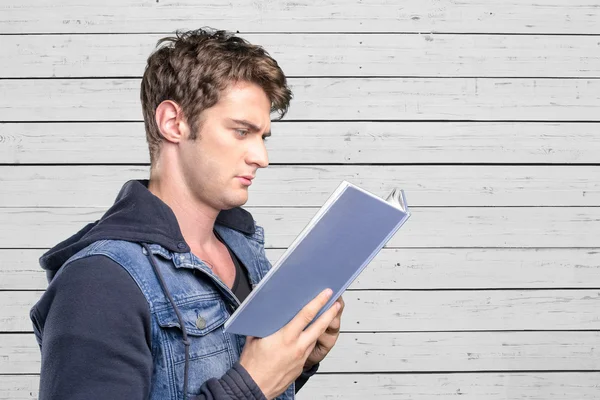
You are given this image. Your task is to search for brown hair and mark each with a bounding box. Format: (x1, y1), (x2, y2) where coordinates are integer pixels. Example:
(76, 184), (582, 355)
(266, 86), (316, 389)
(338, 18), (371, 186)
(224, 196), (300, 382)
(140, 28), (292, 164)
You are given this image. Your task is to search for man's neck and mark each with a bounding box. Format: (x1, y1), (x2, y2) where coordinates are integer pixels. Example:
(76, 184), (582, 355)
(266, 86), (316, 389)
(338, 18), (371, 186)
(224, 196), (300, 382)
(148, 174), (220, 251)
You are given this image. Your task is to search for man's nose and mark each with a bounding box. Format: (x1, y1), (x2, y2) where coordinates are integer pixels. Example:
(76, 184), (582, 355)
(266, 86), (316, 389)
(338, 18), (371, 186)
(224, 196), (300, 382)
(247, 138), (269, 168)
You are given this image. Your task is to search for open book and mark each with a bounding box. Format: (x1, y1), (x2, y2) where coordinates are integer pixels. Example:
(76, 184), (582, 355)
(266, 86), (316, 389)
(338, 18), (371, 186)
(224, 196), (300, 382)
(223, 181), (411, 337)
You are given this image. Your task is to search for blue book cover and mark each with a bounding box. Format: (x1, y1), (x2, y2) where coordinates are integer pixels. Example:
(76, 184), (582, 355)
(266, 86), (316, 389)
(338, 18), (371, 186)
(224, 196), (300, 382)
(223, 181), (411, 338)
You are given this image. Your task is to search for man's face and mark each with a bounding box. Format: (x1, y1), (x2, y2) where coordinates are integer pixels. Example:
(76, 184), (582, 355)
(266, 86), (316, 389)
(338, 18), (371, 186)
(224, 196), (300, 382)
(178, 81), (272, 211)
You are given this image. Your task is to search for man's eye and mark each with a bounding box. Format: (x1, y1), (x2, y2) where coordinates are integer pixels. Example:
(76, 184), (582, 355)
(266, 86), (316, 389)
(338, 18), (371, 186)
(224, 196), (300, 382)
(235, 129), (248, 137)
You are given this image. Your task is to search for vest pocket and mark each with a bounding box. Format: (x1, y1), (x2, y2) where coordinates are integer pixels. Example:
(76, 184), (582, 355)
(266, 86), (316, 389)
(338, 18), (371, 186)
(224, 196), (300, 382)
(156, 296), (235, 396)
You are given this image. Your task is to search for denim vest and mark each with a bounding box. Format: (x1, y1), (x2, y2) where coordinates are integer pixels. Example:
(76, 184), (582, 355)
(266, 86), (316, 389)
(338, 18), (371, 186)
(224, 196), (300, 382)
(61, 223), (295, 400)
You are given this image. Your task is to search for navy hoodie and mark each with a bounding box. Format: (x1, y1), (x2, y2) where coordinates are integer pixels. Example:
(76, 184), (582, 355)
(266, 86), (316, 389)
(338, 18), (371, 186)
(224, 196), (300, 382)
(29, 180), (317, 400)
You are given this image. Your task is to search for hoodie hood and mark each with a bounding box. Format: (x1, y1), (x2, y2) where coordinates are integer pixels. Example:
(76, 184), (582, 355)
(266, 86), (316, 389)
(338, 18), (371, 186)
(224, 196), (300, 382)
(40, 179), (256, 282)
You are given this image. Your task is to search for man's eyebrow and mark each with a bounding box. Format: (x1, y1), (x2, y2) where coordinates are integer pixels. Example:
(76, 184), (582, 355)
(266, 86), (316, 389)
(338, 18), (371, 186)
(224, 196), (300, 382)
(230, 119), (272, 136)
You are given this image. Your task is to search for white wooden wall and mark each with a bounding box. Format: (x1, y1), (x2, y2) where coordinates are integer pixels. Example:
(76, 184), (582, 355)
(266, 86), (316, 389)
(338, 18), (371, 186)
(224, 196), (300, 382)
(1, 1), (600, 399)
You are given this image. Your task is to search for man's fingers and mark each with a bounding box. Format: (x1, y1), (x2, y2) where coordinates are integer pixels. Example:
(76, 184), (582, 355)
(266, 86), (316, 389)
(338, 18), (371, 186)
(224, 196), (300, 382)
(304, 340), (318, 359)
(326, 297), (344, 334)
(336, 296), (345, 314)
(300, 300), (341, 345)
(285, 289), (333, 336)
(325, 315), (341, 334)
(315, 331), (337, 351)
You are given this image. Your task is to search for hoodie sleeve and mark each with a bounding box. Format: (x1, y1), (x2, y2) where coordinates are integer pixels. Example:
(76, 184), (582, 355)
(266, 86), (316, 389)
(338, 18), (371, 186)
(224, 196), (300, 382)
(189, 363), (266, 400)
(295, 363), (320, 393)
(31, 255), (266, 400)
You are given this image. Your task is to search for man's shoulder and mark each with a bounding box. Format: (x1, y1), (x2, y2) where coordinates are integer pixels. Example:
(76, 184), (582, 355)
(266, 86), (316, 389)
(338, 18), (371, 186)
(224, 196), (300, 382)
(61, 239), (150, 272)
(45, 240), (155, 308)
(31, 253), (150, 340)
(49, 251), (144, 298)
(58, 253), (133, 285)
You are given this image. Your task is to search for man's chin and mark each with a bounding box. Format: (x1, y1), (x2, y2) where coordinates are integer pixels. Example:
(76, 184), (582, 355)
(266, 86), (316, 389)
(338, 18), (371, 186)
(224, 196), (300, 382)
(221, 194), (249, 210)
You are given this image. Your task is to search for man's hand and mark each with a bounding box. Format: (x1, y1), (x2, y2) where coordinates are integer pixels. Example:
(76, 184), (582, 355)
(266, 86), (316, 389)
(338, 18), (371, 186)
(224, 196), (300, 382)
(304, 296), (344, 369)
(239, 289), (341, 400)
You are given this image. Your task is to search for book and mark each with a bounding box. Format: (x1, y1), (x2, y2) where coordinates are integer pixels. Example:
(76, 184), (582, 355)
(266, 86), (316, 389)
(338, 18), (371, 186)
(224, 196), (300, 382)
(223, 180), (411, 338)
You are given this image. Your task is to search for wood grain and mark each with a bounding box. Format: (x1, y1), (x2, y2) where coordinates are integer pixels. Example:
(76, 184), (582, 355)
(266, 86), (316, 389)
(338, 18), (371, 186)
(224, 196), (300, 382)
(2, 372), (600, 400)
(5, 248), (600, 291)
(2, 78), (600, 122)
(2, 122), (599, 165)
(0, 376), (38, 400)
(297, 372), (600, 399)
(3, 34), (600, 78)
(5, 290), (600, 332)
(3, 331), (600, 373)
(2, 206), (598, 249)
(1, 165), (598, 207)
(3, 372), (600, 400)
(3, 1), (600, 399)
(1, 0), (599, 34)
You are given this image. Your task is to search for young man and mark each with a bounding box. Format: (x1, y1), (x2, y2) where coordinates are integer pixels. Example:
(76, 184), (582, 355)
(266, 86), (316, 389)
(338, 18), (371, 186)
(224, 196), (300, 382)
(30, 29), (344, 400)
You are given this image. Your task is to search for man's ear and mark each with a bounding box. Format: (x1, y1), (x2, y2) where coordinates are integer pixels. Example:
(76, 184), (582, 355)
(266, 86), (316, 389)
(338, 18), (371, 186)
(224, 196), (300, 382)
(155, 100), (190, 144)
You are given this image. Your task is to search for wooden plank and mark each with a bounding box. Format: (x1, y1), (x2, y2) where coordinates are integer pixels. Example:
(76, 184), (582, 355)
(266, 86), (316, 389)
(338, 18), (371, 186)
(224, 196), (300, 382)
(1, 207), (599, 249)
(3, 34), (600, 78)
(2, 165), (599, 207)
(252, 207), (600, 248)
(2, 122), (599, 165)
(5, 290), (600, 332)
(0, 249), (48, 290)
(3, 248), (600, 291)
(1, 293), (40, 332)
(0, 335), (39, 374)
(1, 0), (599, 34)
(3, 331), (600, 374)
(298, 372), (600, 399)
(3, 373), (600, 400)
(0, 375), (38, 400)
(334, 290), (600, 331)
(321, 331), (600, 372)
(2, 78), (600, 122)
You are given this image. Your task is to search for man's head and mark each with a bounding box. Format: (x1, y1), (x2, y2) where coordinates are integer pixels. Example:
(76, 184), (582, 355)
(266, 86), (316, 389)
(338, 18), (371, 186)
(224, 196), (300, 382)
(141, 28), (292, 164)
(140, 28), (292, 210)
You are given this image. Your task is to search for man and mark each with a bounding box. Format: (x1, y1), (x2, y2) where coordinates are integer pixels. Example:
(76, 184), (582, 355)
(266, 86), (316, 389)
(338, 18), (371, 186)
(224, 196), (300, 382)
(30, 28), (344, 400)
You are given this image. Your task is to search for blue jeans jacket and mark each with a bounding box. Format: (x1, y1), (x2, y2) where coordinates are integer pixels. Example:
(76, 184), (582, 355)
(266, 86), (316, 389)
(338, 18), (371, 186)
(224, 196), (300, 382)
(60, 223), (295, 400)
